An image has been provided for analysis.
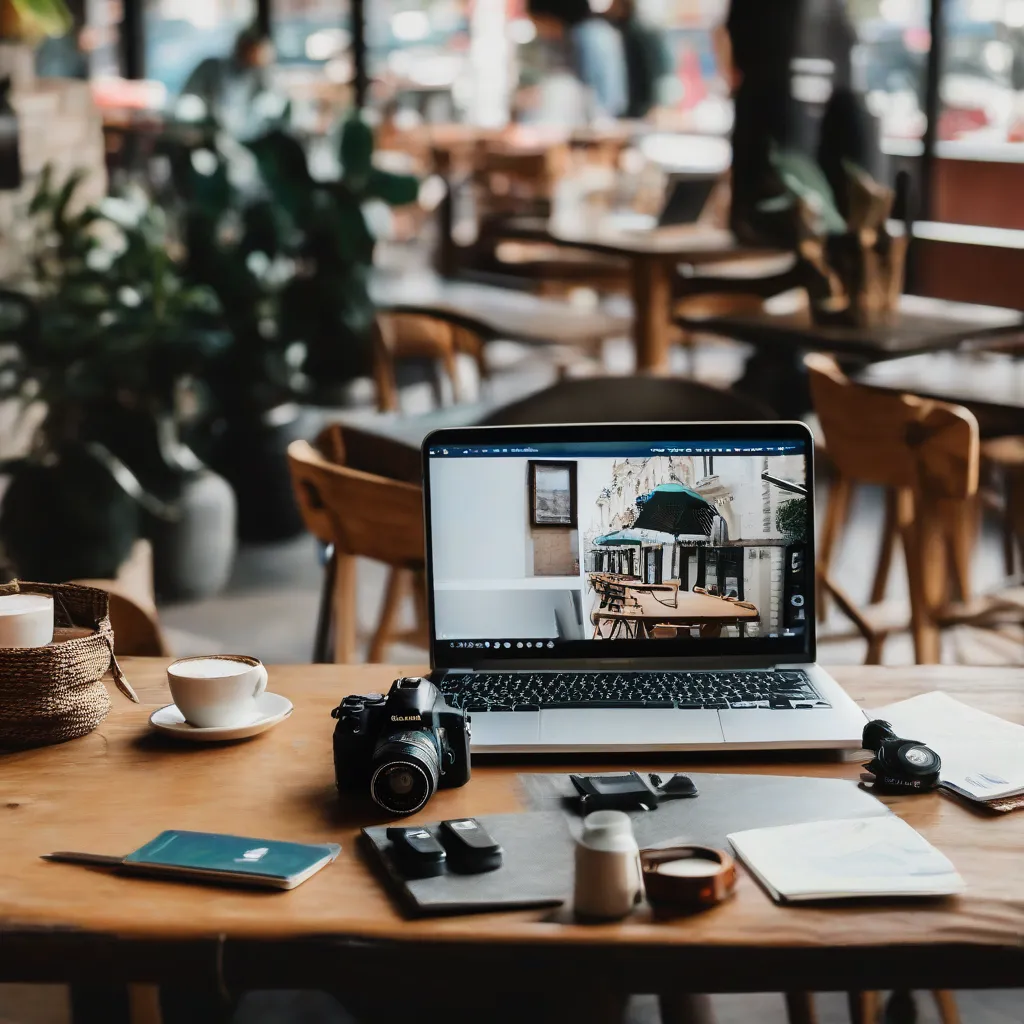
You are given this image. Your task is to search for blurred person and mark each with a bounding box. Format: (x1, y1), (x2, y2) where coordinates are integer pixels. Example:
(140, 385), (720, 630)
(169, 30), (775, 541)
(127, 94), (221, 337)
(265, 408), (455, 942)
(607, 0), (675, 119)
(724, 0), (881, 243)
(516, 0), (627, 124)
(179, 26), (279, 138)
(35, 29), (88, 79)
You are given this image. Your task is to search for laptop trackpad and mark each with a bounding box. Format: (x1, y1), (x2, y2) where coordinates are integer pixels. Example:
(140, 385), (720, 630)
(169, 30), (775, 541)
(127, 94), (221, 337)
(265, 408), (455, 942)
(469, 712), (541, 749)
(540, 709), (724, 748)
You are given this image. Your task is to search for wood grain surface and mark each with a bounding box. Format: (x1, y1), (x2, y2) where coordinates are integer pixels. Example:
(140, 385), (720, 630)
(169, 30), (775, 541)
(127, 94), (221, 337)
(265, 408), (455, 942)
(1, 661), (1023, 995)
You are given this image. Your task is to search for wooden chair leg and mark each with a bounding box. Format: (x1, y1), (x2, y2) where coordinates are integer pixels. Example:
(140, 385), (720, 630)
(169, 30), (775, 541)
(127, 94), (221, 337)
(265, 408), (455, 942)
(941, 497), (975, 604)
(784, 992), (818, 1024)
(372, 338), (400, 413)
(332, 552), (358, 664)
(848, 991), (880, 1024)
(441, 347), (461, 405)
(864, 635), (885, 666)
(869, 488), (899, 605)
(898, 490), (944, 665)
(367, 567), (407, 663)
(818, 476), (852, 621)
(931, 991), (960, 1024)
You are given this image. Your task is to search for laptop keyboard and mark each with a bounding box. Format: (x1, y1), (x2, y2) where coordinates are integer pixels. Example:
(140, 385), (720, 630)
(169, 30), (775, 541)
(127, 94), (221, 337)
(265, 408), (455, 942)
(440, 670), (831, 711)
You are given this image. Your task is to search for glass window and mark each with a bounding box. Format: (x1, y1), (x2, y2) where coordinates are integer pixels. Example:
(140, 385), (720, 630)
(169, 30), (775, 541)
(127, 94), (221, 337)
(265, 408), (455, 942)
(145, 0), (256, 101)
(847, 0), (931, 151)
(273, 0), (351, 68)
(643, 0), (733, 135)
(367, 0), (471, 120)
(938, 0), (1024, 158)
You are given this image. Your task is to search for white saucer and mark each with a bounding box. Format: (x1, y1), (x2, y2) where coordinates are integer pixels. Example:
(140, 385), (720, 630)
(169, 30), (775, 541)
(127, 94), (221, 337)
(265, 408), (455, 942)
(149, 692), (293, 742)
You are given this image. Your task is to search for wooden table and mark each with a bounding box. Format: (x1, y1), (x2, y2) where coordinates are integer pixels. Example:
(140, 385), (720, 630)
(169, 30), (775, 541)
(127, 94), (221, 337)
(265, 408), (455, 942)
(595, 590), (759, 639)
(369, 270), (629, 349)
(678, 293), (1024, 418)
(4, 660), (1023, 1010)
(498, 220), (782, 373)
(856, 349), (1024, 438)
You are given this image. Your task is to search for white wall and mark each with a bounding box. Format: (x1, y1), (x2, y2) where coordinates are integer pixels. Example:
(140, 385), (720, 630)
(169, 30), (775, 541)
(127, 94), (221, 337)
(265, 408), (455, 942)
(435, 589), (585, 640)
(430, 458), (532, 581)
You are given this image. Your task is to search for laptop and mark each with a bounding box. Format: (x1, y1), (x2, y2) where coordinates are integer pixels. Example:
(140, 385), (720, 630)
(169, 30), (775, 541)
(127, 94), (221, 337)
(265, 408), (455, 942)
(656, 174), (719, 228)
(421, 421), (867, 754)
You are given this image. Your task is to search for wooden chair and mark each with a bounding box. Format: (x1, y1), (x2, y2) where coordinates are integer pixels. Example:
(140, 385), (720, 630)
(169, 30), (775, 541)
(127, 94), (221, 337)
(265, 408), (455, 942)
(69, 579), (170, 657)
(807, 352), (980, 665)
(288, 426), (427, 664)
(372, 312), (478, 414)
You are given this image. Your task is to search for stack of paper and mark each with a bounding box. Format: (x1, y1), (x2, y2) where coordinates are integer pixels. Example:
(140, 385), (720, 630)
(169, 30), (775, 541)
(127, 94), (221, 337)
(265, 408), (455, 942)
(870, 691), (1024, 811)
(727, 816), (965, 903)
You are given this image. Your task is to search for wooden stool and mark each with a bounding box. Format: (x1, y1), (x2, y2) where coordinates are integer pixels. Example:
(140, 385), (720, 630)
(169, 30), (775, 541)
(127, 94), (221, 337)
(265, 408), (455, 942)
(288, 426), (427, 663)
(372, 312), (477, 414)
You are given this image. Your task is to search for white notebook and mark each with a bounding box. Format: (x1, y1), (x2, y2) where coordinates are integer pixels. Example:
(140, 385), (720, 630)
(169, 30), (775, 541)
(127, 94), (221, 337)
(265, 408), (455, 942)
(727, 816), (965, 903)
(871, 691), (1024, 804)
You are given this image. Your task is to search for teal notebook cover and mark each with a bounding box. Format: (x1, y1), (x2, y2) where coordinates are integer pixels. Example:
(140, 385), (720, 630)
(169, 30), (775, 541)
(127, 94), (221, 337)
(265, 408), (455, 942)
(123, 830), (341, 890)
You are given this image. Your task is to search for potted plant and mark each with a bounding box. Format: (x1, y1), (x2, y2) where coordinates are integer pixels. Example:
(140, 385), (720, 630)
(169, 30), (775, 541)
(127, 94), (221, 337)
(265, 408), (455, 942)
(158, 114), (419, 541)
(0, 167), (238, 597)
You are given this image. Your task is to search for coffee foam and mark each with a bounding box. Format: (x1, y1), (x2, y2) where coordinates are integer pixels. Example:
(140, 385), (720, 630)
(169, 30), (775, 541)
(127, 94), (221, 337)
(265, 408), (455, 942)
(170, 657), (252, 679)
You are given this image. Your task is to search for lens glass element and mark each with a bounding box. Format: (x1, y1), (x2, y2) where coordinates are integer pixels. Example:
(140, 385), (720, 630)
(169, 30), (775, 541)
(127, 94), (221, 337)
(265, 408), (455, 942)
(370, 731), (440, 814)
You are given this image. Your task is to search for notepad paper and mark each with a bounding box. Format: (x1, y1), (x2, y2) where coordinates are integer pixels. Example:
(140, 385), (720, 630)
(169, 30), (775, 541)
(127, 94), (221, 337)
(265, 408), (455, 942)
(727, 816), (965, 903)
(871, 691), (1024, 805)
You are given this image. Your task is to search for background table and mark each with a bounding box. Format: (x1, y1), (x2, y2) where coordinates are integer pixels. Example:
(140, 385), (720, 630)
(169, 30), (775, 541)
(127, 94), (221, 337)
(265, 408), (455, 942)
(2, 661), (1023, 1007)
(594, 589), (759, 638)
(857, 349), (1024, 438)
(678, 294), (1024, 417)
(370, 270), (629, 349)
(498, 220), (782, 373)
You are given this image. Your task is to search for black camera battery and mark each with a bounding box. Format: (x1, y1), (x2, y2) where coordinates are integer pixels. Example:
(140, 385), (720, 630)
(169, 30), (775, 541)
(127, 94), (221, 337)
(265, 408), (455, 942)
(439, 818), (503, 873)
(386, 826), (447, 878)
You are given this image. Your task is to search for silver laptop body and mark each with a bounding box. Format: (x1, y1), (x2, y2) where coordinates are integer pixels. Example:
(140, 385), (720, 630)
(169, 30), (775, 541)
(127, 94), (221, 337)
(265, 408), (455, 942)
(421, 422), (866, 754)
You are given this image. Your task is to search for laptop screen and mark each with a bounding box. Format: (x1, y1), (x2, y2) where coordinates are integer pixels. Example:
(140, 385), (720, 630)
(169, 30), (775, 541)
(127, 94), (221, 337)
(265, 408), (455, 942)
(424, 424), (813, 667)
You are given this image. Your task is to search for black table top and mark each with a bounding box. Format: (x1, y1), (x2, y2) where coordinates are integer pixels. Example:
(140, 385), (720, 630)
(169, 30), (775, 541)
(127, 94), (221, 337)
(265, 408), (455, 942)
(678, 294), (1024, 359)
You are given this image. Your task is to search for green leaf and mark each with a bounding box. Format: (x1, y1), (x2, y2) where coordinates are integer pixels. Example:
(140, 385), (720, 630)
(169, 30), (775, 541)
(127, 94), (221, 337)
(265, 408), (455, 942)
(768, 148), (846, 234)
(10, 0), (72, 38)
(364, 169), (419, 207)
(339, 116), (374, 187)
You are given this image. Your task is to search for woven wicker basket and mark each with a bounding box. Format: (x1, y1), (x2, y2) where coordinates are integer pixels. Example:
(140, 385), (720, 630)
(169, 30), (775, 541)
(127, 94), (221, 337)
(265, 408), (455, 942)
(0, 580), (138, 750)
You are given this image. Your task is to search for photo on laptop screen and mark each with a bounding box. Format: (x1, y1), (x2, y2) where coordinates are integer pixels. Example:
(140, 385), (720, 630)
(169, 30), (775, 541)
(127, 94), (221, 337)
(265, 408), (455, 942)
(424, 428), (812, 663)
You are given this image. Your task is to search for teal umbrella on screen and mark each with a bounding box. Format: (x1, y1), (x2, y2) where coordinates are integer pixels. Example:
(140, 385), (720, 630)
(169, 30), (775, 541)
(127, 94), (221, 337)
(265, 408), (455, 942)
(632, 483), (718, 537)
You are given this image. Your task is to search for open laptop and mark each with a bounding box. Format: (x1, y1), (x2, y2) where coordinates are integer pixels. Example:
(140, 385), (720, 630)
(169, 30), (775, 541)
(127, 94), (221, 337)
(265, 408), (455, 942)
(421, 422), (867, 754)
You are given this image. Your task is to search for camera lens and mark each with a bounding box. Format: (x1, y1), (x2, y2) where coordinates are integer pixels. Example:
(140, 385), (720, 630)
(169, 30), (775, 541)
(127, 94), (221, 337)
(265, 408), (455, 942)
(370, 732), (441, 815)
(897, 741), (941, 777)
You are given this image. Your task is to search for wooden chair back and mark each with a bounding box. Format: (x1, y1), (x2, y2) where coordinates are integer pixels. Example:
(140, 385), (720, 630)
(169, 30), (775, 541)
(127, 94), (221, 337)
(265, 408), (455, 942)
(69, 580), (170, 657)
(372, 312), (464, 414)
(805, 354), (980, 664)
(805, 353), (978, 499)
(288, 434), (424, 569)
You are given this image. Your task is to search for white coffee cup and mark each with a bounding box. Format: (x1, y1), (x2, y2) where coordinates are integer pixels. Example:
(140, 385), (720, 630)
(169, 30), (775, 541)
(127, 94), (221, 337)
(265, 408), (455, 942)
(573, 810), (644, 921)
(167, 655), (269, 728)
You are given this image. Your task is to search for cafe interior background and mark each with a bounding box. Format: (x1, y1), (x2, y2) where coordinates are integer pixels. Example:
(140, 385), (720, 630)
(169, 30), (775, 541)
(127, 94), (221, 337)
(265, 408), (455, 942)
(2, 0), (1024, 1019)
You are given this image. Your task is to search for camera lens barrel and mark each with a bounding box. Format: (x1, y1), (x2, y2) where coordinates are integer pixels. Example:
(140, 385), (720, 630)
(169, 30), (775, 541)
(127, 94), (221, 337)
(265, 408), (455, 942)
(370, 732), (441, 815)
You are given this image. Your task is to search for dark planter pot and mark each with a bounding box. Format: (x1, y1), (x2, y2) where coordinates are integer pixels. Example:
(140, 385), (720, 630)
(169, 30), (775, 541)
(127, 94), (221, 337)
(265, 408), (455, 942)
(209, 403), (310, 544)
(148, 467), (237, 602)
(0, 447), (140, 582)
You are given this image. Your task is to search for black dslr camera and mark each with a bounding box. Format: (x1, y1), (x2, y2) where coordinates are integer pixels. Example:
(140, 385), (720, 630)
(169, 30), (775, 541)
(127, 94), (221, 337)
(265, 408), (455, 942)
(332, 677), (471, 815)
(861, 719), (941, 794)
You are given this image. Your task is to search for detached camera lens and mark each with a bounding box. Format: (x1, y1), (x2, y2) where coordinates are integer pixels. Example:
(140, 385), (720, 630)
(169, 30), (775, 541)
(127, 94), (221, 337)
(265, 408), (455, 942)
(898, 741), (941, 777)
(370, 732), (441, 815)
